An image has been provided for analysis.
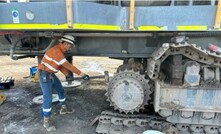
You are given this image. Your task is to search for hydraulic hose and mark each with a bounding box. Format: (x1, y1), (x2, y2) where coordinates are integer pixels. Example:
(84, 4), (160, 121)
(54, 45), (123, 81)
(9, 37), (56, 60)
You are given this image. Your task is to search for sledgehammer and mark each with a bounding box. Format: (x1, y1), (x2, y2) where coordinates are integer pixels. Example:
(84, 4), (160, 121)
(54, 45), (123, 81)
(69, 71), (109, 83)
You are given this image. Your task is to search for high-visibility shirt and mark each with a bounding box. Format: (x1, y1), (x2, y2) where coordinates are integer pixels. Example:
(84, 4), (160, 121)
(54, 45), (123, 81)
(38, 43), (82, 76)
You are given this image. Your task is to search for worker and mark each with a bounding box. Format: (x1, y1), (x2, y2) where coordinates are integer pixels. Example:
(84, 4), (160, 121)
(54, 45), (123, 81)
(38, 35), (90, 132)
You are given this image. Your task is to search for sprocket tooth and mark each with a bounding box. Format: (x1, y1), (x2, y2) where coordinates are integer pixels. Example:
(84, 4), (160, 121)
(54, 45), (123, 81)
(112, 104), (120, 110)
(135, 109), (140, 113)
(114, 106), (118, 111)
(104, 92), (108, 96)
(109, 102), (113, 106)
(140, 106), (145, 110)
(129, 110), (135, 114)
(118, 109), (125, 114)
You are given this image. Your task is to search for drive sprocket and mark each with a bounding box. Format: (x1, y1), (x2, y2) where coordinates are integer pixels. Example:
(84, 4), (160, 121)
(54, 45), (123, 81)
(106, 66), (152, 114)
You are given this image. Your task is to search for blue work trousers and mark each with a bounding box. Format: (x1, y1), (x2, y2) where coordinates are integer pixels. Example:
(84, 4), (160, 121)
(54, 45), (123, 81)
(38, 70), (65, 117)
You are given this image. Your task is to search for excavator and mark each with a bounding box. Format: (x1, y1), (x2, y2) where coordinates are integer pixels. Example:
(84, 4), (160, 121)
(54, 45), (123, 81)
(1, 0), (221, 133)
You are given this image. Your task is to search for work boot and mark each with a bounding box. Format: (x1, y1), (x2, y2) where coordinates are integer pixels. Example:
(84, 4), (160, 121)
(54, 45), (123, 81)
(59, 104), (74, 115)
(43, 117), (56, 132)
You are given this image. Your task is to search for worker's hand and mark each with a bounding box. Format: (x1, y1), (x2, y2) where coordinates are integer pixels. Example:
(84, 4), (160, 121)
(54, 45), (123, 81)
(82, 74), (90, 81)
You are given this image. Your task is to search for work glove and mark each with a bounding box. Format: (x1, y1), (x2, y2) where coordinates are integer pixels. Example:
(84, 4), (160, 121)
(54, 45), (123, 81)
(66, 73), (74, 82)
(82, 74), (90, 81)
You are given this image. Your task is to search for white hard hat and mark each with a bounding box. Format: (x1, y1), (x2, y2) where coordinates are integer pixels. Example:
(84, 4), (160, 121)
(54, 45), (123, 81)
(61, 35), (76, 45)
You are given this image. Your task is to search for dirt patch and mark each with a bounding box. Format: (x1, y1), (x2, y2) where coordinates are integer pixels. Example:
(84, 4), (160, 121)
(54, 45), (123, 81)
(0, 56), (122, 134)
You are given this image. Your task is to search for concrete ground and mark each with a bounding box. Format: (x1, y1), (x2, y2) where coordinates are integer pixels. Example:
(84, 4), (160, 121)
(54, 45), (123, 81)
(0, 56), (122, 134)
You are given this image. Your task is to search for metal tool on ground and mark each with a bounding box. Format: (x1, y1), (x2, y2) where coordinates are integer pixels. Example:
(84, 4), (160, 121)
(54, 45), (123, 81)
(0, 77), (15, 89)
(61, 80), (82, 88)
(32, 94), (59, 104)
(90, 115), (100, 126)
(0, 93), (6, 105)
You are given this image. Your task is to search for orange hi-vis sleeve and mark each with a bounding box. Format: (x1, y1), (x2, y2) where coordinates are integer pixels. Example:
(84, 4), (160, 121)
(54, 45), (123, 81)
(61, 61), (81, 76)
(38, 43), (82, 75)
(60, 66), (69, 76)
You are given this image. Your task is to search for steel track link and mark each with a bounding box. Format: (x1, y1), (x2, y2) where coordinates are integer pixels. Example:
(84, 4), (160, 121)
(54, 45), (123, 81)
(96, 110), (172, 134)
(148, 42), (221, 80)
(96, 111), (221, 134)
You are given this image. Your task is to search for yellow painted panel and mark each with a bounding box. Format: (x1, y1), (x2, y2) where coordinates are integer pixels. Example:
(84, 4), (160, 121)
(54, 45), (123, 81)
(138, 26), (167, 31)
(73, 23), (121, 30)
(0, 24), (68, 29)
(177, 26), (207, 30)
(0, 23), (121, 30)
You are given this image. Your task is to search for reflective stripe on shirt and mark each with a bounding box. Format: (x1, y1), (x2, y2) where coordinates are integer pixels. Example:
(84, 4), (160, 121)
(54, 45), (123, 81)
(44, 54), (67, 65)
(41, 61), (59, 72)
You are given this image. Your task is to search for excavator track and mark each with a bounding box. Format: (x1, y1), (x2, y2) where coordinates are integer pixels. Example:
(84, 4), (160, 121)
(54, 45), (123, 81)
(96, 111), (221, 134)
(148, 42), (221, 80)
(97, 43), (221, 134)
(96, 110), (172, 134)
